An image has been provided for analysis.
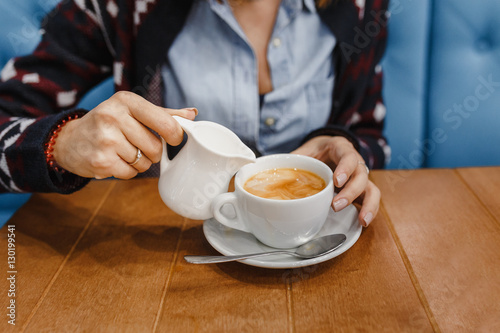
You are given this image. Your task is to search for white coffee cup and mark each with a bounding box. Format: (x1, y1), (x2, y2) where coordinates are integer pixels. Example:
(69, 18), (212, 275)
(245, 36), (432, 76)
(211, 154), (334, 248)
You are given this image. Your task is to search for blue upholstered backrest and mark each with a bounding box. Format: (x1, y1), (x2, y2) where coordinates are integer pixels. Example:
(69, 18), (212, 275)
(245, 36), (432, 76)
(0, 0), (61, 65)
(426, 0), (500, 167)
(382, 0), (432, 169)
(383, 0), (500, 168)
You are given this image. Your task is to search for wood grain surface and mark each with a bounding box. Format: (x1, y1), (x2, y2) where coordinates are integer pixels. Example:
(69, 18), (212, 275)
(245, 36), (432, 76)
(1, 168), (499, 332)
(0, 180), (115, 332)
(371, 168), (500, 333)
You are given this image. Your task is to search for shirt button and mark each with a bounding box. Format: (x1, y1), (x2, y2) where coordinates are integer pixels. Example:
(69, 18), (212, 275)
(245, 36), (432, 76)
(264, 117), (276, 127)
(272, 37), (281, 48)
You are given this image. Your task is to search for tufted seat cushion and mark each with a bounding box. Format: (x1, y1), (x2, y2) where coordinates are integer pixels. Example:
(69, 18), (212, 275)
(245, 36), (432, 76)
(426, 0), (500, 167)
(383, 0), (500, 168)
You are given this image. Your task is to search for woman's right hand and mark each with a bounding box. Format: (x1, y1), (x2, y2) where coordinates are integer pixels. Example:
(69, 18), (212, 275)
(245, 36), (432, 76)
(52, 91), (197, 179)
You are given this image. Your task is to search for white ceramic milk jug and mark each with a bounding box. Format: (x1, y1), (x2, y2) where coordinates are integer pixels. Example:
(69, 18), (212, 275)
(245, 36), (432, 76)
(158, 116), (256, 220)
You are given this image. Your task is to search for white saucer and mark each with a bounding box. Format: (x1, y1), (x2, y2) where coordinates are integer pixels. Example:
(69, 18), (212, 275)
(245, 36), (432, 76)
(203, 204), (362, 269)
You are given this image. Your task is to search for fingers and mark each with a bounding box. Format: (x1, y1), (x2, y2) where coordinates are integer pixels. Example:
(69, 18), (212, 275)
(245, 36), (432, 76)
(293, 135), (379, 227)
(116, 139), (153, 174)
(119, 113), (163, 163)
(321, 138), (378, 226)
(89, 149), (138, 180)
(333, 173), (380, 228)
(112, 91), (197, 146)
(332, 149), (360, 187)
(94, 91), (196, 176)
(332, 162), (369, 212)
(54, 91), (198, 180)
(356, 181), (381, 227)
(92, 144), (152, 180)
(85, 116), (153, 177)
(328, 139), (369, 213)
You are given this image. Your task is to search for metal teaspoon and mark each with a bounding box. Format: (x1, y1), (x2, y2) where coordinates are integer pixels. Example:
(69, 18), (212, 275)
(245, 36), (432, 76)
(184, 233), (347, 264)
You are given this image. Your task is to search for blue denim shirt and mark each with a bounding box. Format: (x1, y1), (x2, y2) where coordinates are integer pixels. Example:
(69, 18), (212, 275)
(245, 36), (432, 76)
(162, 0), (336, 154)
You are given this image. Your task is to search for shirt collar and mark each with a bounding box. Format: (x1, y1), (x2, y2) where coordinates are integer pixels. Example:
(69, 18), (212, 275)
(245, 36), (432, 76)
(303, 0), (317, 13)
(207, 0), (317, 16)
(281, 0), (317, 18)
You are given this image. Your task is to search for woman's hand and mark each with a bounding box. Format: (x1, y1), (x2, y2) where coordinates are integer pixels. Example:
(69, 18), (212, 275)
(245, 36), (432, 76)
(291, 135), (380, 227)
(52, 91), (197, 179)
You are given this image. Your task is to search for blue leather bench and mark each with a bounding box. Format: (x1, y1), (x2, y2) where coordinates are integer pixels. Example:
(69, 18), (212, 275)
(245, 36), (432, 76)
(383, 0), (500, 168)
(1, 0), (500, 225)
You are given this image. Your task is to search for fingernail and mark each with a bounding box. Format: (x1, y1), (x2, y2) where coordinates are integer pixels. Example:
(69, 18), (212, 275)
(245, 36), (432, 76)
(183, 107), (198, 115)
(363, 212), (373, 227)
(333, 198), (348, 211)
(336, 173), (348, 187)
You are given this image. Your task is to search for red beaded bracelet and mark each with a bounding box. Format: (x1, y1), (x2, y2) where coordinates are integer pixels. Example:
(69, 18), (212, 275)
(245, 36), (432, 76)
(44, 114), (80, 173)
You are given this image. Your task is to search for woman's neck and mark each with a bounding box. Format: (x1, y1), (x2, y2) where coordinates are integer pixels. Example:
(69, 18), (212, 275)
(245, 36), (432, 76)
(230, 0), (281, 94)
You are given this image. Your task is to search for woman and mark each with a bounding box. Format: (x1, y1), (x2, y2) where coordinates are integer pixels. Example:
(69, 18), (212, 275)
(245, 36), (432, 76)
(0, 0), (389, 226)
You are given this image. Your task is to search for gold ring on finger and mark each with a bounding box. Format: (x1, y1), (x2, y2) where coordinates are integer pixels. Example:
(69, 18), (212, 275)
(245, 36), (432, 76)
(129, 148), (142, 166)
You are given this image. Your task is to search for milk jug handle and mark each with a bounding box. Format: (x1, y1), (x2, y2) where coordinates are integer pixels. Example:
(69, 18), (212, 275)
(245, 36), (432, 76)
(160, 137), (171, 174)
(160, 116), (194, 174)
(211, 193), (250, 232)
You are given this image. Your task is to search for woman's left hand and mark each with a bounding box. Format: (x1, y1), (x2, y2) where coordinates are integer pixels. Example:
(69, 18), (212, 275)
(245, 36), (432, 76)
(291, 135), (380, 227)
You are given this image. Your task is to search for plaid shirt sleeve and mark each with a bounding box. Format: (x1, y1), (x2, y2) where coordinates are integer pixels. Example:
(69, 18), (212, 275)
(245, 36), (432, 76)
(0, 0), (113, 193)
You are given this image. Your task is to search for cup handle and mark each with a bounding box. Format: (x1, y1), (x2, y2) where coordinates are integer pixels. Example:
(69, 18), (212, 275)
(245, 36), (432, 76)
(211, 193), (250, 232)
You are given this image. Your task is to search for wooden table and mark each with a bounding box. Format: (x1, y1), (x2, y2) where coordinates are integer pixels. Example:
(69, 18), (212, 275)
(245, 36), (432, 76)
(1, 167), (500, 332)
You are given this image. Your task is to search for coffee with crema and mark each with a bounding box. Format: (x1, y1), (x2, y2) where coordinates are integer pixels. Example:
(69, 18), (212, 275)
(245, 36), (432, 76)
(243, 168), (326, 200)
